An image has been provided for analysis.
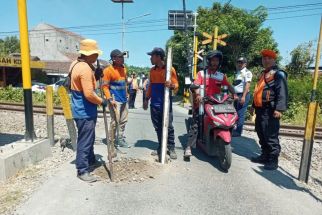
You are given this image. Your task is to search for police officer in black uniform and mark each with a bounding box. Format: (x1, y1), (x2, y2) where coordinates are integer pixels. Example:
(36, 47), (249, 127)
(251, 49), (288, 170)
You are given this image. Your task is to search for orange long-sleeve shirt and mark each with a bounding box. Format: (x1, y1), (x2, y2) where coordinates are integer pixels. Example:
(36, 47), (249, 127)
(101, 65), (128, 103)
(70, 60), (102, 118)
(146, 65), (178, 109)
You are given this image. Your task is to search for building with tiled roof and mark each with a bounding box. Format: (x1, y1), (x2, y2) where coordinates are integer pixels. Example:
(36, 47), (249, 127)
(29, 23), (84, 62)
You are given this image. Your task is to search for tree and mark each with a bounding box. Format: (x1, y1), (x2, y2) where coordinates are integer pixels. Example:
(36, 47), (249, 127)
(167, 2), (278, 78)
(0, 36), (20, 56)
(286, 42), (314, 78)
(125, 65), (150, 77)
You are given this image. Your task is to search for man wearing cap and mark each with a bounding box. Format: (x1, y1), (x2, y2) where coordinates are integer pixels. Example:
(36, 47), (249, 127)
(102, 49), (130, 149)
(232, 57), (253, 137)
(143, 47), (179, 159)
(251, 49), (288, 170)
(70, 39), (108, 182)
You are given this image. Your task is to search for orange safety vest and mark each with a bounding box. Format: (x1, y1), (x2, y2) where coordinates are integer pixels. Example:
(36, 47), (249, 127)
(253, 70), (276, 107)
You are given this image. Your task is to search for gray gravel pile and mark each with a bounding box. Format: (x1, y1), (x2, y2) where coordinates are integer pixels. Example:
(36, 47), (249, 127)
(243, 130), (322, 199)
(0, 144), (74, 215)
(0, 111), (75, 215)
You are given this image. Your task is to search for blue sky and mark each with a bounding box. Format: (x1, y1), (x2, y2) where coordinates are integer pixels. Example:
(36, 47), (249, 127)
(0, 0), (321, 67)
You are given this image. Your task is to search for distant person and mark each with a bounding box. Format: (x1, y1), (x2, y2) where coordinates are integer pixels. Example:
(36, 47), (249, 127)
(128, 73), (139, 109)
(70, 39), (107, 183)
(102, 49), (130, 149)
(251, 49), (288, 170)
(142, 76), (149, 104)
(143, 47), (179, 160)
(232, 57), (253, 137)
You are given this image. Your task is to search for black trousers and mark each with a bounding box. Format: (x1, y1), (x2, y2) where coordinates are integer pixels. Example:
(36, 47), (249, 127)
(187, 108), (199, 148)
(128, 90), (137, 108)
(255, 107), (281, 157)
(142, 90), (146, 103)
(150, 106), (175, 151)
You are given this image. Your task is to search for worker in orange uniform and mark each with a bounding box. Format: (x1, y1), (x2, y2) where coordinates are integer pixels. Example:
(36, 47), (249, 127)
(102, 49), (131, 149)
(251, 49), (288, 170)
(70, 39), (108, 183)
(143, 47), (179, 160)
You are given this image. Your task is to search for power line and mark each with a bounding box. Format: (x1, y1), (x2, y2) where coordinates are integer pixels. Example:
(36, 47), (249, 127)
(1, 26), (170, 39)
(267, 12), (322, 20)
(269, 7), (322, 15)
(83, 28), (169, 36)
(266, 2), (322, 11)
(0, 19), (168, 35)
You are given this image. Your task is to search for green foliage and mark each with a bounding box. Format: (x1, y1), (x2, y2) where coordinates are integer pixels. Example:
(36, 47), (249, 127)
(282, 102), (322, 126)
(166, 2), (278, 79)
(286, 42), (314, 78)
(125, 65), (150, 76)
(0, 36), (20, 56)
(0, 86), (23, 102)
(0, 86), (61, 106)
(287, 75), (322, 104)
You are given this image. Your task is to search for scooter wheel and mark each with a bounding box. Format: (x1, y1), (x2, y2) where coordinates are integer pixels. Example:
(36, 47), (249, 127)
(218, 139), (232, 171)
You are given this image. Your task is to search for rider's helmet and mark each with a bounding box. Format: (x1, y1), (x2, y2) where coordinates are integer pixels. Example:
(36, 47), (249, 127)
(206, 50), (223, 67)
(236, 57), (247, 64)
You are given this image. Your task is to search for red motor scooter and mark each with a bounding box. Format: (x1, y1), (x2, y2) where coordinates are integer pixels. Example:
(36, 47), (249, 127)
(190, 84), (238, 171)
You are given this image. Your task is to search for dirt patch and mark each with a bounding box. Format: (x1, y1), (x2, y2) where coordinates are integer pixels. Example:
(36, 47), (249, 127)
(93, 157), (161, 183)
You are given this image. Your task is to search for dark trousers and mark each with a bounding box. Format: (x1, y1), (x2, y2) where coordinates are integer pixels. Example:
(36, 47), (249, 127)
(187, 108), (199, 148)
(234, 93), (251, 136)
(142, 90), (146, 104)
(128, 90), (137, 108)
(255, 108), (281, 157)
(150, 106), (175, 151)
(75, 117), (97, 175)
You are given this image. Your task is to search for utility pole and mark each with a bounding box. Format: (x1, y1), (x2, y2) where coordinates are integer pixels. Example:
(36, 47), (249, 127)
(122, 1), (124, 51)
(182, 0), (190, 75)
(111, 0), (134, 51)
(183, 0), (187, 31)
(299, 17), (322, 183)
(192, 12), (198, 79)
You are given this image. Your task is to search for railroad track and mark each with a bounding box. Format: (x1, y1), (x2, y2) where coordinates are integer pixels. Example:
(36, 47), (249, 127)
(243, 122), (322, 141)
(1, 102), (322, 140)
(0, 102), (107, 118)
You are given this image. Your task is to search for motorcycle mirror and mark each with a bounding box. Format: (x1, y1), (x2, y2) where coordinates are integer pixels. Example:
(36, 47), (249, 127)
(190, 83), (200, 90)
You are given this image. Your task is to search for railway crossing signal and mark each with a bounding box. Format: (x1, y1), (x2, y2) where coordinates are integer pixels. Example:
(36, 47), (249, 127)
(192, 26), (228, 79)
(201, 26), (228, 50)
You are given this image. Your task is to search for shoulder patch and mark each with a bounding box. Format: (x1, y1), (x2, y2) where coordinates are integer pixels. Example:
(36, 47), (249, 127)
(275, 70), (287, 79)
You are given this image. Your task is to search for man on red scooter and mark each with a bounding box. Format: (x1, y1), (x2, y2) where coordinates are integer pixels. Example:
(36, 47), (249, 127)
(184, 50), (237, 158)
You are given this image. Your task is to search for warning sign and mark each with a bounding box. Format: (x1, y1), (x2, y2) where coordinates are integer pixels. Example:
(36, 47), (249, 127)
(0, 57), (45, 69)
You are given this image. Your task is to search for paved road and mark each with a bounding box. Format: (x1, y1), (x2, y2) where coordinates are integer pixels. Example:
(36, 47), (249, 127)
(15, 95), (322, 215)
